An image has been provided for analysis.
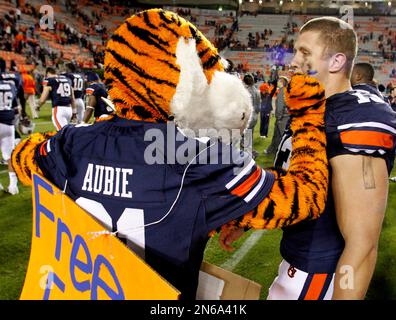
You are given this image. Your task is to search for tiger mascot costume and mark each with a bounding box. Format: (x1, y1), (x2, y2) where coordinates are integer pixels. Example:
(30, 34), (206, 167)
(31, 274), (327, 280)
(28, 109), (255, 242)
(11, 9), (328, 299)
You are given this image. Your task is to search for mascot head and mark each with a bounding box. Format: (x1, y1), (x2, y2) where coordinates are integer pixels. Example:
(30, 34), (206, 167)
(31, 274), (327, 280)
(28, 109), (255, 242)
(104, 9), (252, 140)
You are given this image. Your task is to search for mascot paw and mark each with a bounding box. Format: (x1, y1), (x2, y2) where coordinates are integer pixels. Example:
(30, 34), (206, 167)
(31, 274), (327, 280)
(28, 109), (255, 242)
(284, 73), (325, 115)
(11, 131), (57, 186)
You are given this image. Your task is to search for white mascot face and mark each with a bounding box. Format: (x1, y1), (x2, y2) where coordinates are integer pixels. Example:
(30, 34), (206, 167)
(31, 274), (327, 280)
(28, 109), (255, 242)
(170, 38), (253, 144)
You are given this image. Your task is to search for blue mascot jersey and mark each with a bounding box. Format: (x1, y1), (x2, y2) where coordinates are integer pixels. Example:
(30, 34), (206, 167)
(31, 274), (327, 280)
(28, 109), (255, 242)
(34, 116), (275, 299)
(276, 87), (396, 274)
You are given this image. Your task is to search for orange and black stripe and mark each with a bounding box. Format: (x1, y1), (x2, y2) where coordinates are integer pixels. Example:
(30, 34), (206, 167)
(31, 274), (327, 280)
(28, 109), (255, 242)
(230, 167), (262, 198)
(104, 9), (223, 124)
(39, 141), (48, 156)
(230, 74), (329, 231)
(11, 132), (56, 186)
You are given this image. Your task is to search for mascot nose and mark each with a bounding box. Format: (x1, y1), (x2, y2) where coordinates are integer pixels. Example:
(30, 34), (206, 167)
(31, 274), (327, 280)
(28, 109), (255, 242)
(241, 112), (245, 120)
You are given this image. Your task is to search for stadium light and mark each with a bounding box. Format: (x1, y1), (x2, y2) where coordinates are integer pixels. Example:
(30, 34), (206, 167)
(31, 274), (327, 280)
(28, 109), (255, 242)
(388, 1), (392, 7)
(239, 0), (243, 4)
(219, 6), (223, 11)
(280, 0), (283, 5)
(365, 2), (368, 7)
(259, 0), (263, 4)
(249, 0), (253, 3)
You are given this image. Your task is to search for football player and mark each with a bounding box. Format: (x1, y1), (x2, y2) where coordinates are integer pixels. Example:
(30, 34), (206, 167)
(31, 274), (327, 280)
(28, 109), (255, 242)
(0, 58), (26, 118)
(82, 71), (113, 123)
(63, 63), (85, 124)
(221, 17), (396, 300)
(0, 58), (28, 148)
(351, 62), (385, 99)
(37, 67), (76, 131)
(0, 79), (19, 194)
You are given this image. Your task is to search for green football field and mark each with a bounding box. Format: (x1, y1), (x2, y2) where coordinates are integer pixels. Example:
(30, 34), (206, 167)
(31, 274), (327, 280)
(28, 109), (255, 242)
(0, 103), (395, 300)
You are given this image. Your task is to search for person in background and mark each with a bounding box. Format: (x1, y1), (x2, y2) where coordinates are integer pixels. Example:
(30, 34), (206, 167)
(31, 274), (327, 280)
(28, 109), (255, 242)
(259, 78), (277, 139)
(0, 78), (19, 194)
(21, 67), (38, 119)
(63, 63), (85, 124)
(241, 73), (261, 158)
(0, 57), (26, 118)
(350, 62), (384, 98)
(266, 76), (290, 156)
(37, 67), (76, 131)
(82, 71), (112, 123)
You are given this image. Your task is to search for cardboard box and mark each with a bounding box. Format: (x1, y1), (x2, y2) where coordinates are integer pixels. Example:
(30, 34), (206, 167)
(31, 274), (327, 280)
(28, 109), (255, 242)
(197, 261), (262, 300)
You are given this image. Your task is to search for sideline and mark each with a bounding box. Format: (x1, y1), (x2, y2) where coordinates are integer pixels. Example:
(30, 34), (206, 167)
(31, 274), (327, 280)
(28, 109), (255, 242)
(220, 230), (266, 271)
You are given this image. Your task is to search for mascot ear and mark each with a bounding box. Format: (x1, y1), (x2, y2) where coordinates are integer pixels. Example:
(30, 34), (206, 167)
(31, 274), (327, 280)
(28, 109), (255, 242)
(208, 71), (252, 138)
(170, 37), (209, 130)
(170, 37), (252, 143)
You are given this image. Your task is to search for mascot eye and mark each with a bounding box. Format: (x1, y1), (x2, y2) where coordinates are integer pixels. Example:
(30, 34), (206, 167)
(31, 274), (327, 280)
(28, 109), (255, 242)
(241, 112), (245, 120)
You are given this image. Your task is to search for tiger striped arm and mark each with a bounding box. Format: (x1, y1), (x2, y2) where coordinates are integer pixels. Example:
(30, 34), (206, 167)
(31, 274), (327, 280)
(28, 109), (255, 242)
(11, 132), (57, 186)
(223, 74), (328, 232)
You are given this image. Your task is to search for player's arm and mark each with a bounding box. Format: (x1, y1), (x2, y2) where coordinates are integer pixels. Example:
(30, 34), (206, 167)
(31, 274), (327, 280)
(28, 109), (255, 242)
(331, 155), (388, 299)
(38, 85), (51, 109)
(219, 74), (329, 249)
(70, 89), (77, 119)
(82, 95), (96, 123)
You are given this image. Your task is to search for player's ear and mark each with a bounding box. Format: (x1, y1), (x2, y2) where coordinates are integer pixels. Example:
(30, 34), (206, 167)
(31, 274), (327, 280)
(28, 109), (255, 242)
(328, 53), (348, 74)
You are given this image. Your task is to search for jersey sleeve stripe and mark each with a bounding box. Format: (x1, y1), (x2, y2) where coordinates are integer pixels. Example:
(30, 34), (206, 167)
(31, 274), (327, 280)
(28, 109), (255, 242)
(243, 169), (267, 202)
(344, 147), (386, 155)
(230, 166), (262, 197)
(338, 122), (396, 135)
(340, 130), (394, 149)
(225, 158), (255, 190)
(39, 141), (47, 156)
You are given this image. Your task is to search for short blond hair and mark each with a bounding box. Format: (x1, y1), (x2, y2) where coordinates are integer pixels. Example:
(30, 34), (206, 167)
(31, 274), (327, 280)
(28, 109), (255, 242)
(300, 17), (358, 78)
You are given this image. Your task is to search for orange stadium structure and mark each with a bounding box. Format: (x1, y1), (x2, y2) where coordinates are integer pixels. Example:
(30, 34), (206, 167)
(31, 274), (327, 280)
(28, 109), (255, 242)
(0, 0), (395, 84)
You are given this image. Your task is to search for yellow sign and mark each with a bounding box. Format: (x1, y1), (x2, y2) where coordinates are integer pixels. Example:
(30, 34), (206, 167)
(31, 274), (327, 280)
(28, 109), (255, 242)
(20, 174), (180, 300)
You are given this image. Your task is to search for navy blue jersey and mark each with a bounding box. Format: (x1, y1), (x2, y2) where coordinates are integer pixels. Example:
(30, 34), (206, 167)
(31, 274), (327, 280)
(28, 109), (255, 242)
(0, 71), (23, 96)
(63, 72), (85, 99)
(0, 80), (18, 125)
(352, 83), (385, 101)
(34, 116), (275, 299)
(85, 82), (111, 118)
(43, 76), (73, 107)
(276, 88), (396, 274)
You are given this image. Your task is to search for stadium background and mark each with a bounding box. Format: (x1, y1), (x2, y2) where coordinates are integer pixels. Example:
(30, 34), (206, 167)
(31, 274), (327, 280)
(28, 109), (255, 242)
(0, 0), (395, 299)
